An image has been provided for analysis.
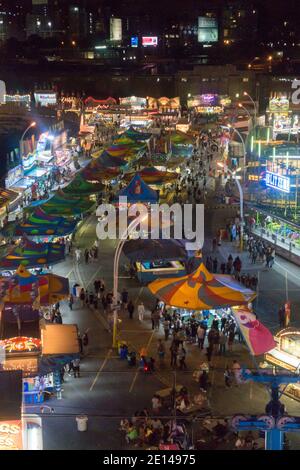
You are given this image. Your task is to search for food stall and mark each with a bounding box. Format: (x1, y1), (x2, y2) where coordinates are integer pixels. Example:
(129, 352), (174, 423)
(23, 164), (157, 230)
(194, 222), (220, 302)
(148, 259), (256, 324)
(265, 328), (300, 401)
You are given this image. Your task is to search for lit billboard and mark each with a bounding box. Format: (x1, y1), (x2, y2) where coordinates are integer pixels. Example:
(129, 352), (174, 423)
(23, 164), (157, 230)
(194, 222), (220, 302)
(110, 18), (122, 41)
(34, 92), (57, 107)
(198, 17), (218, 43)
(142, 36), (158, 47)
(131, 36), (138, 47)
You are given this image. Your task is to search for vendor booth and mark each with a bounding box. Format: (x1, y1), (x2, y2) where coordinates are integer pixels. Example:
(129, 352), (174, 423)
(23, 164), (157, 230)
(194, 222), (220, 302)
(265, 328), (300, 401)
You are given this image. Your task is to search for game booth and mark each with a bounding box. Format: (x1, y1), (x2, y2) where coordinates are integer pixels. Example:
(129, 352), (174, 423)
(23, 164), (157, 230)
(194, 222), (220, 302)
(264, 328), (300, 401)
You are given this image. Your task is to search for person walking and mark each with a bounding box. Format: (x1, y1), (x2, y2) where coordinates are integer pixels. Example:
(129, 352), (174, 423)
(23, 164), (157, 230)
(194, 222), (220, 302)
(54, 311), (63, 324)
(232, 360), (242, 386)
(79, 288), (85, 308)
(228, 329), (235, 352)
(157, 339), (165, 365)
(163, 318), (170, 341)
(206, 344), (213, 367)
(219, 331), (227, 355)
(68, 293), (74, 311)
(72, 358), (80, 378)
(278, 306), (285, 328)
(151, 310), (156, 330)
(170, 340), (178, 368)
(121, 288), (129, 309)
(137, 302), (145, 321)
(127, 300), (134, 319)
(224, 366), (232, 388)
(197, 324), (206, 349)
(178, 345), (187, 370)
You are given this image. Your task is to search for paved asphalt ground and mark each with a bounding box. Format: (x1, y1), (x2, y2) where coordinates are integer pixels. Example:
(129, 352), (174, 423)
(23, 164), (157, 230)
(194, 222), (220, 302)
(22, 200), (300, 450)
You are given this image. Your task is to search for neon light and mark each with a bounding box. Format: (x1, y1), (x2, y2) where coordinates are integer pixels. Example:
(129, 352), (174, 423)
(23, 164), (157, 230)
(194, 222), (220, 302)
(258, 140), (261, 157)
(251, 135), (254, 152)
(0, 336), (41, 353)
(265, 171), (290, 193)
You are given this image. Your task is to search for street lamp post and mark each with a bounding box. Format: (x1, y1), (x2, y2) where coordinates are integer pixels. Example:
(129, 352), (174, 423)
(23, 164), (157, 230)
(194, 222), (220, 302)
(243, 91), (257, 124)
(20, 122), (36, 157)
(218, 162), (244, 250)
(112, 216), (147, 348)
(238, 102), (252, 125)
(223, 124), (247, 182)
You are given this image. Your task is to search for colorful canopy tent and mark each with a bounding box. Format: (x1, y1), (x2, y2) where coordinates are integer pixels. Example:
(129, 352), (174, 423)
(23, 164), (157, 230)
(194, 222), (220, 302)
(62, 172), (103, 196)
(114, 174), (159, 204)
(81, 158), (120, 181)
(122, 126), (152, 142)
(123, 166), (178, 184)
(98, 150), (127, 168)
(1, 208), (77, 238)
(231, 306), (276, 356)
(106, 144), (140, 158)
(0, 237), (65, 269)
(31, 189), (94, 216)
(0, 265), (69, 306)
(170, 131), (194, 145)
(123, 239), (188, 263)
(136, 153), (167, 167)
(148, 260), (256, 310)
(113, 135), (137, 146)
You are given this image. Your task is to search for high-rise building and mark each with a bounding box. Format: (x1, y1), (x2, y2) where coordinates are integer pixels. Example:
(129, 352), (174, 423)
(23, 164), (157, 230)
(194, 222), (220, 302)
(221, 0), (258, 45)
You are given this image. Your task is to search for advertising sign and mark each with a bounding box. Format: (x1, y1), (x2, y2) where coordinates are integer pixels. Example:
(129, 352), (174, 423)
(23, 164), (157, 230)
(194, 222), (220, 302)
(198, 17), (218, 43)
(265, 171), (290, 193)
(119, 96), (147, 108)
(4, 94), (30, 106)
(131, 36), (138, 47)
(0, 421), (23, 450)
(5, 165), (23, 189)
(269, 97), (289, 113)
(34, 92), (57, 107)
(22, 153), (36, 173)
(142, 36), (158, 47)
(110, 18), (122, 41)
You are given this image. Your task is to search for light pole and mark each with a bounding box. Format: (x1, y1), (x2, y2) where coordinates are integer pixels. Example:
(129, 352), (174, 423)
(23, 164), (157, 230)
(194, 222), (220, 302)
(238, 102), (252, 124)
(217, 162), (244, 250)
(112, 214), (148, 348)
(222, 124), (247, 182)
(20, 122), (36, 157)
(243, 91), (257, 124)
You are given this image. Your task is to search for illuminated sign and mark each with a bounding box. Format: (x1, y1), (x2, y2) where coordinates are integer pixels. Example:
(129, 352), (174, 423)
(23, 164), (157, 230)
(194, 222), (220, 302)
(265, 171), (290, 193)
(131, 36), (138, 47)
(22, 153), (36, 173)
(198, 17), (218, 43)
(110, 18), (122, 41)
(34, 92), (57, 107)
(119, 96), (147, 108)
(0, 421), (23, 450)
(5, 165), (23, 189)
(142, 36), (158, 47)
(269, 97), (289, 113)
(0, 337), (41, 354)
(4, 94), (31, 106)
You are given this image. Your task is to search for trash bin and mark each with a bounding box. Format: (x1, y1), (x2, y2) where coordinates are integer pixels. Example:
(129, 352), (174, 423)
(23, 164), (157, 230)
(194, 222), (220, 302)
(76, 415), (88, 432)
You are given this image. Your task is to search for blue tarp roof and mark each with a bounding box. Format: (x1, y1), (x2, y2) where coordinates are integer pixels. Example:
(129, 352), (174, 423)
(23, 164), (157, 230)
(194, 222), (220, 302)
(114, 174), (159, 203)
